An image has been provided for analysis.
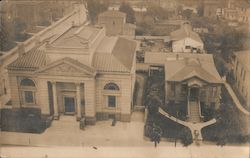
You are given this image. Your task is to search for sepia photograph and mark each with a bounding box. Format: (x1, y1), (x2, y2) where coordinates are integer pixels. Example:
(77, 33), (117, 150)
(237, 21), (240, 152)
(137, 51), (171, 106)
(0, 0), (249, 157)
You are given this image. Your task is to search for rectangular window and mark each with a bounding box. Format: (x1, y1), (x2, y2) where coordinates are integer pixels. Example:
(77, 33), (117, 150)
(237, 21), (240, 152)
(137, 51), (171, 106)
(181, 84), (187, 92)
(108, 96), (116, 108)
(24, 91), (34, 103)
(185, 46), (191, 49)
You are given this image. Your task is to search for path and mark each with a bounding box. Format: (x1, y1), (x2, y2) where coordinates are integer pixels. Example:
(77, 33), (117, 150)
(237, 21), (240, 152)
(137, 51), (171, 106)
(159, 108), (216, 140)
(223, 81), (250, 116)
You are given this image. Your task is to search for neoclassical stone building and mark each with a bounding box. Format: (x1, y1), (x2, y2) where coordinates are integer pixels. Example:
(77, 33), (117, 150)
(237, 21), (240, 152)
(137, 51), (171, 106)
(7, 25), (137, 124)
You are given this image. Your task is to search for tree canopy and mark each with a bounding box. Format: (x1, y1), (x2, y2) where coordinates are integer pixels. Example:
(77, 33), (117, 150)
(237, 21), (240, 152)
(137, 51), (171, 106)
(85, 0), (109, 24)
(182, 9), (193, 19)
(119, 2), (136, 24)
(146, 5), (169, 20)
(0, 21), (16, 51)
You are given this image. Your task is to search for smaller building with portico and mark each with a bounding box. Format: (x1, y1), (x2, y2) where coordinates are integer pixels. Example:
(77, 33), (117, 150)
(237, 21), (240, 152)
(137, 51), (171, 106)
(144, 52), (223, 123)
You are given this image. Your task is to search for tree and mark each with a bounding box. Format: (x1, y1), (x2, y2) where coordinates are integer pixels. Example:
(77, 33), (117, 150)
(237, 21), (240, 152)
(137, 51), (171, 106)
(182, 9), (193, 19)
(0, 20), (16, 51)
(196, 1), (204, 17)
(150, 124), (162, 147)
(146, 5), (169, 20)
(85, 0), (109, 24)
(119, 2), (136, 24)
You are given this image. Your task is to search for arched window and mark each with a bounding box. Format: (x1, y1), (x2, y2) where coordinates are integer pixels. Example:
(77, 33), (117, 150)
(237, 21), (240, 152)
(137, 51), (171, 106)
(104, 82), (119, 91)
(20, 78), (36, 87)
(20, 78), (36, 105)
(104, 82), (119, 108)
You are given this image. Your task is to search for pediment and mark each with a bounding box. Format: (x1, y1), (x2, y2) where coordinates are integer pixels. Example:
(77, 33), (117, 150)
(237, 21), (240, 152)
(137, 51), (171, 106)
(183, 76), (208, 87)
(35, 58), (96, 77)
(186, 77), (207, 87)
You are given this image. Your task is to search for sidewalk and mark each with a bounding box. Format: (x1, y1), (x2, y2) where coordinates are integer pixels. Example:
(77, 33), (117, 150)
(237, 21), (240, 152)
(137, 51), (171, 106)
(0, 112), (152, 147)
(1, 144), (249, 158)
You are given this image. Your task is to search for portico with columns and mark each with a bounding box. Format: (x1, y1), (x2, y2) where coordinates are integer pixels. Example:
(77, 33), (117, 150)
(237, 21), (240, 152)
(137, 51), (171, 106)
(5, 24), (137, 128)
(34, 57), (97, 124)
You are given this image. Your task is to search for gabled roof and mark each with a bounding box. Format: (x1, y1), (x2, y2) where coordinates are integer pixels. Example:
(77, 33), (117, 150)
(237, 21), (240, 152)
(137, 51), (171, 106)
(93, 37), (137, 73)
(170, 24), (203, 44)
(51, 26), (103, 48)
(36, 57), (96, 76)
(165, 56), (223, 84)
(8, 47), (46, 71)
(7, 26), (137, 74)
(99, 10), (126, 18)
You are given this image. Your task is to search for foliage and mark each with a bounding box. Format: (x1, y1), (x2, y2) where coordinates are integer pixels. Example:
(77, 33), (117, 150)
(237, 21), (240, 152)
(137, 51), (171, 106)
(200, 103), (216, 122)
(147, 96), (161, 115)
(144, 70), (193, 146)
(119, 2), (135, 24)
(182, 9), (193, 19)
(202, 22), (248, 61)
(146, 5), (169, 20)
(219, 27), (246, 61)
(164, 101), (187, 121)
(0, 21), (16, 51)
(196, 2), (204, 17)
(145, 123), (163, 147)
(213, 54), (228, 76)
(201, 88), (250, 145)
(0, 108), (51, 133)
(85, 0), (109, 24)
(179, 128), (193, 146)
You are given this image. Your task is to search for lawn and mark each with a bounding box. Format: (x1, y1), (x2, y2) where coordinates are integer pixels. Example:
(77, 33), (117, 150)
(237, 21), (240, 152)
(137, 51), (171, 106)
(201, 87), (250, 145)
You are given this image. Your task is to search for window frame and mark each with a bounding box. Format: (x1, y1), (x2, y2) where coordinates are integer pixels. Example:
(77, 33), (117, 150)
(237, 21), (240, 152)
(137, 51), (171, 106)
(107, 95), (116, 108)
(19, 78), (37, 106)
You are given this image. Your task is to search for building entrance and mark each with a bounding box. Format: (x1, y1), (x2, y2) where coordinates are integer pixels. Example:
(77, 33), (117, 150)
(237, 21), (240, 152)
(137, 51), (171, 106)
(64, 96), (76, 115)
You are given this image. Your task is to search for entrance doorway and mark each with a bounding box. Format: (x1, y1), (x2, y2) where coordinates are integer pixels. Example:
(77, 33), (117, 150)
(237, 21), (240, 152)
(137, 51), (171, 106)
(189, 87), (199, 101)
(64, 96), (76, 115)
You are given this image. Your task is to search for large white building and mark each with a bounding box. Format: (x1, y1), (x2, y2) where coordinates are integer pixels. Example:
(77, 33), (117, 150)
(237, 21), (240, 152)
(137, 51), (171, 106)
(5, 24), (138, 124)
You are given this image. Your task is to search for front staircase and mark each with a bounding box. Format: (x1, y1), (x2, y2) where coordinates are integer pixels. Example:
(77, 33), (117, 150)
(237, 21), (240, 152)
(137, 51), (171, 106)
(188, 101), (201, 123)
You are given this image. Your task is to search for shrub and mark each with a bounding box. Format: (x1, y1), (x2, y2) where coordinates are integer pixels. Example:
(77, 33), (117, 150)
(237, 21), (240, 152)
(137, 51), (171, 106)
(0, 108), (50, 133)
(179, 128), (193, 146)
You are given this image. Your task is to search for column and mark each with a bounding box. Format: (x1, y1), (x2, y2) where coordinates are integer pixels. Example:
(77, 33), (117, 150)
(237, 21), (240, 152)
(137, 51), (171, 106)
(52, 81), (59, 120)
(84, 79), (96, 125)
(76, 82), (82, 121)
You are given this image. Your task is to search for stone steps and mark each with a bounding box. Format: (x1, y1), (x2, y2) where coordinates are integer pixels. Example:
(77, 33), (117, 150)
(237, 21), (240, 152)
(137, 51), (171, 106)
(189, 101), (201, 123)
